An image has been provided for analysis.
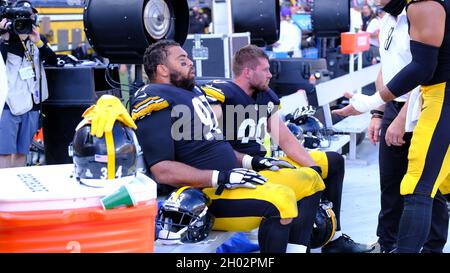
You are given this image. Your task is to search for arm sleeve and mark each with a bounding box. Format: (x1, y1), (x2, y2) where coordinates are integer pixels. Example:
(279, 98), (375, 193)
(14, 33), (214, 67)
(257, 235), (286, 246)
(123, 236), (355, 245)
(135, 108), (175, 168)
(386, 40), (439, 97)
(38, 35), (57, 66)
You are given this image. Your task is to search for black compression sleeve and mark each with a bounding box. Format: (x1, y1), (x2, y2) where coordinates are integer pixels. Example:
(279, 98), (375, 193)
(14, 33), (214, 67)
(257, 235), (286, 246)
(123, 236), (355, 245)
(38, 35), (57, 66)
(0, 41), (7, 61)
(386, 40), (439, 97)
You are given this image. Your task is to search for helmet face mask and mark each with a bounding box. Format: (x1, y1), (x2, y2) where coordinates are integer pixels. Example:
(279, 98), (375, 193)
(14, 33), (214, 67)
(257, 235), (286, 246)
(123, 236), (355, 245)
(71, 122), (138, 187)
(156, 187), (215, 244)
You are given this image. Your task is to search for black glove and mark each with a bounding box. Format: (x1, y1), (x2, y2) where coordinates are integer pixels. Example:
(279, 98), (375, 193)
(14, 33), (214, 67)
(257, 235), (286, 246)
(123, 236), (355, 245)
(212, 168), (267, 195)
(309, 165), (323, 178)
(246, 155), (296, 172)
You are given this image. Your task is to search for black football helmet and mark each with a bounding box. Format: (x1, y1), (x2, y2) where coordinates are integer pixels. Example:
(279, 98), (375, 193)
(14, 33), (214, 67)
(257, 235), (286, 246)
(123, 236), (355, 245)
(156, 187), (215, 244)
(310, 201), (337, 249)
(286, 122), (304, 142)
(286, 118), (324, 149)
(70, 121), (137, 187)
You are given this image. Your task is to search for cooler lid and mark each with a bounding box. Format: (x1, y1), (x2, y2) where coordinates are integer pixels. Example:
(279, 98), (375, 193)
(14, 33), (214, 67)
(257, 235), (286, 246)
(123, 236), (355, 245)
(0, 164), (157, 212)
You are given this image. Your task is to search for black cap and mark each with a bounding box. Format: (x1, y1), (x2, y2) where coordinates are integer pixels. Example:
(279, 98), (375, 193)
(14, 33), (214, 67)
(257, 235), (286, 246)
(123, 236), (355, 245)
(14, 0), (38, 13)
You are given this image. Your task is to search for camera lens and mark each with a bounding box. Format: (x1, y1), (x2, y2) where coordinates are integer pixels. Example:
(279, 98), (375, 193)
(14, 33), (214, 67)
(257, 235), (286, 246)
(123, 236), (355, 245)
(13, 18), (32, 34)
(15, 20), (25, 31)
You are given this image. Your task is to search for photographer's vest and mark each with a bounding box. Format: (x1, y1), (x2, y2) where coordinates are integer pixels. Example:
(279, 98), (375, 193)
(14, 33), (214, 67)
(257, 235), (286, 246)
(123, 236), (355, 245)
(5, 40), (48, 115)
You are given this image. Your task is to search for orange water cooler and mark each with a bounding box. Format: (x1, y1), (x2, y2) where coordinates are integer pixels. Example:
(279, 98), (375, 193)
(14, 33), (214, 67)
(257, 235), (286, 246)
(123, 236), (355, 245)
(0, 165), (157, 253)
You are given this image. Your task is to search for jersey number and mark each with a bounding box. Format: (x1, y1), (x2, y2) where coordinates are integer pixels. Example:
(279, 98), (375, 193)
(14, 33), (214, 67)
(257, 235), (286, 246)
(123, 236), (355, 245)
(238, 117), (267, 145)
(192, 96), (221, 140)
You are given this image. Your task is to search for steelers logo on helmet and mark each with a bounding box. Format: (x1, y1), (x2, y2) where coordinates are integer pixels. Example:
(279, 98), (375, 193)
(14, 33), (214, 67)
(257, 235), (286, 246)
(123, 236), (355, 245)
(156, 187), (215, 245)
(310, 201), (337, 249)
(70, 120), (138, 187)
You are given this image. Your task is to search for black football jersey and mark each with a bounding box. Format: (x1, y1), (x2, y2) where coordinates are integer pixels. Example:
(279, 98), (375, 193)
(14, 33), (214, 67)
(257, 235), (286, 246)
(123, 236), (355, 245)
(131, 83), (239, 171)
(202, 80), (280, 157)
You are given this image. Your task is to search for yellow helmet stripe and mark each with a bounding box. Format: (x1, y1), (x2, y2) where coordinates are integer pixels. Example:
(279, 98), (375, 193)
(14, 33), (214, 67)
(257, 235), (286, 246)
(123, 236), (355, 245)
(105, 131), (115, 180)
(326, 208), (337, 245)
(173, 186), (191, 199)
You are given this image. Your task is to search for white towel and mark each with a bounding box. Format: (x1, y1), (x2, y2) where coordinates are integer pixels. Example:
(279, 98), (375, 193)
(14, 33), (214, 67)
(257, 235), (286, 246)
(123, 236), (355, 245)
(404, 86), (422, 133)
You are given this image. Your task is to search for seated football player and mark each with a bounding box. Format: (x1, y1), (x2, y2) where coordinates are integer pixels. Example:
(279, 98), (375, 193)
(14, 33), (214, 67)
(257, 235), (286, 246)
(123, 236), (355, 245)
(129, 40), (326, 253)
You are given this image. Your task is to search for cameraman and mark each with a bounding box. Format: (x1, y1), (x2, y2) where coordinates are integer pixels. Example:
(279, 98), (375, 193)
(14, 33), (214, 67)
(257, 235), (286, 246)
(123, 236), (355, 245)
(0, 1), (56, 168)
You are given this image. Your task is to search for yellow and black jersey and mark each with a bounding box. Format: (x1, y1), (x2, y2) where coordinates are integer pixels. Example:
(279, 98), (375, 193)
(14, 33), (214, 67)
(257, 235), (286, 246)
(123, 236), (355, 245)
(202, 80), (281, 157)
(131, 84), (238, 171)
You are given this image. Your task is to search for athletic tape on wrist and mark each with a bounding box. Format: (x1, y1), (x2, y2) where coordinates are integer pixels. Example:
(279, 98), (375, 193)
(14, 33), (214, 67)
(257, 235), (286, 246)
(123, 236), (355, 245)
(350, 92), (385, 113)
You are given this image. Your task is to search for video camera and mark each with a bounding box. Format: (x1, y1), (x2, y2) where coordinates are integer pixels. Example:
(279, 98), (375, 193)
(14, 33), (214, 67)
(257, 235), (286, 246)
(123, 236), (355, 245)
(0, 0), (37, 35)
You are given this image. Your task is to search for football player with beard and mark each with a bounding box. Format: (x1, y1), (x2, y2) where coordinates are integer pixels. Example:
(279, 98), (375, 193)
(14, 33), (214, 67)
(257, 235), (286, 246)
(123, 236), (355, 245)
(129, 40), (326, 253)
(204, 44), (373, 253)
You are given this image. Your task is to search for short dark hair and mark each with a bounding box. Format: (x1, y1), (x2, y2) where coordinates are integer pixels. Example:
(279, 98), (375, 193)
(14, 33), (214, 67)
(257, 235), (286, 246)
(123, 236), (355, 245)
(143, 40), (180, 81)
(232, 44), (269, 77)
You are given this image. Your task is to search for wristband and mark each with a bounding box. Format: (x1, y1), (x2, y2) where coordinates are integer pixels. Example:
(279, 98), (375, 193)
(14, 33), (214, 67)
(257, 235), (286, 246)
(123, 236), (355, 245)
(242, 154), (253, 170)
(35, 40), (44, 48)
(211, 170), (220, 188)
(370, 109), (384, 116)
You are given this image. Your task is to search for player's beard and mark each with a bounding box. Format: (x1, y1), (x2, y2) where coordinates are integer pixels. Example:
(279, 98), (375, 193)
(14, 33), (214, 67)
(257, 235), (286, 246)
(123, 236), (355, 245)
(251, 79), (269, 93)
(170, 67), (196, 91)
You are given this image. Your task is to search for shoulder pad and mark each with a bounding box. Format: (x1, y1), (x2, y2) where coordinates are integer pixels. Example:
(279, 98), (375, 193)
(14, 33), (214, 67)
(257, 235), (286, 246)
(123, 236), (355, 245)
(131, 93), (169, 121)
(201, 84), (226, 103)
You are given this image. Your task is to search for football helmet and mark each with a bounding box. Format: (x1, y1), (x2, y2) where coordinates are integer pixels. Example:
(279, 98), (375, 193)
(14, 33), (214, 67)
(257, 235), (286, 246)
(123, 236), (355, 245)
(310, 201), (337, 249)
(286, 119), (324, 149)
(156, 187), (215, 244)
(297, 116), (330, 149)
(70, 120), (137, 187)
(286, 122), (304, 142)
(285, 106), (330, 149)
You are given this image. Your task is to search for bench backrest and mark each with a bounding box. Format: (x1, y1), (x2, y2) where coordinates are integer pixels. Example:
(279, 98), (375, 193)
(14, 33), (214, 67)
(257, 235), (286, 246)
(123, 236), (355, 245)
(315, 63), (380, 127)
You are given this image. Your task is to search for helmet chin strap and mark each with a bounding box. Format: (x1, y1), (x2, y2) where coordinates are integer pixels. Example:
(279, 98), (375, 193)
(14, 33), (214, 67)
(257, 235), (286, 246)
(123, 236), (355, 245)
(382, 0), (406, 16)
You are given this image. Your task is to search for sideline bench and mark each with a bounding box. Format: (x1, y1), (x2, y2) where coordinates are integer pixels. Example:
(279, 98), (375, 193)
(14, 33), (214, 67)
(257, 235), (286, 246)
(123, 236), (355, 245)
(316, 63), (379, 161)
